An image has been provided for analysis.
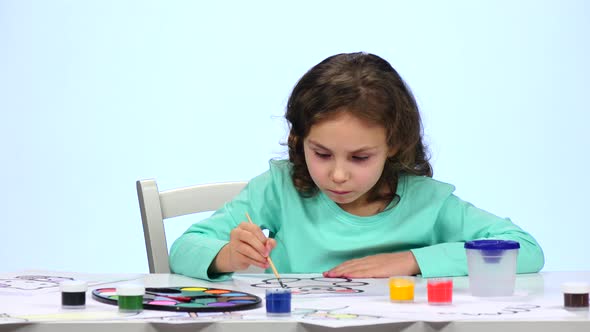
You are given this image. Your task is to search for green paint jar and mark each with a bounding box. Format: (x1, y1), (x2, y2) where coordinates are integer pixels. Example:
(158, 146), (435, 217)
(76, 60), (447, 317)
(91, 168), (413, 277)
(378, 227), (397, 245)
(116, 284), (145, 313)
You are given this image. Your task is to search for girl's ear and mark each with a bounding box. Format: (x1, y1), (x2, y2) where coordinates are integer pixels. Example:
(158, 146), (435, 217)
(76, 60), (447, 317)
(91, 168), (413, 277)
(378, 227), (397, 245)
(387, 145), (399, 158)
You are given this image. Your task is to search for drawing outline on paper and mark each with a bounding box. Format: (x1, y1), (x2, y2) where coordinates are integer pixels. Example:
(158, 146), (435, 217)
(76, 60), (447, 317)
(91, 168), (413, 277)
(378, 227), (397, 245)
(251, 277), (369, 295)
(0, 275), (73, 290)
(293, 306), (383, 320)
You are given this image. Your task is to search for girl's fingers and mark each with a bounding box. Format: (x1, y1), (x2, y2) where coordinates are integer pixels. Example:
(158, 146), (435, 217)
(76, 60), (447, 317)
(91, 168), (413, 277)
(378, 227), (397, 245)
(238, 222), (270, 252)
(229, 222), (277, 270)
(323, 258), (370, 277)
(232, 249), (268, 270)
(233, 227), (280, 261)
(240, 222), (269, 244)
(233, 224), (267, 256)
(265, 238), (277, 254)
(325, 260), (358, 275)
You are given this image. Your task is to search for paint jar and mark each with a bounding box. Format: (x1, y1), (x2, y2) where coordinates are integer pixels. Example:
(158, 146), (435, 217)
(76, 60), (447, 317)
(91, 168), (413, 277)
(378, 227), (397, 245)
(427, 278), (453, 305)
(60, 280), (87, 309)
(389, 276), (415, 302)
(116, 284), (145, 313)
(561, 282), (590, 310)
(464, 239), (520, 297)
(265, 288), (291, 316)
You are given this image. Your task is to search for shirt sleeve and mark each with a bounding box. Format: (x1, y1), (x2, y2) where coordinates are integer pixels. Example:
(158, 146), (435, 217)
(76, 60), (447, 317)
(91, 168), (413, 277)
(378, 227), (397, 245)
(168, 192), (247, 281)
(410, 194), (545, 277)
(169, 164), (283, 281)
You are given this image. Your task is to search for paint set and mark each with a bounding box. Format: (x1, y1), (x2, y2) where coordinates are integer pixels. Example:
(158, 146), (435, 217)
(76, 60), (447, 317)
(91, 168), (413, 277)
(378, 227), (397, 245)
(387, 239), (521, 306)
(93, 285), (291, 316)
(382, 239), (516, 306)
(92, 286), (262, 312)
(389, 276), (590, 311)
(59, 275), (589, 314)
(59, 280), (289, 315)
(389, 277), (454, 305)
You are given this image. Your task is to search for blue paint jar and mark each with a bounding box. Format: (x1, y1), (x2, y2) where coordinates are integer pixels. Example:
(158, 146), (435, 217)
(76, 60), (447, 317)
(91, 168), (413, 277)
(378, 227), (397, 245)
(265, 288), (291, 316)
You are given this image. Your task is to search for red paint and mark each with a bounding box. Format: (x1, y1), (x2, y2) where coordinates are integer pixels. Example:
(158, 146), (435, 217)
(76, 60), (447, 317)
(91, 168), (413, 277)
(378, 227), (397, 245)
(335, 289), (356, 293)
(99, 288), (117, 293)
(427, 280), (453, 304)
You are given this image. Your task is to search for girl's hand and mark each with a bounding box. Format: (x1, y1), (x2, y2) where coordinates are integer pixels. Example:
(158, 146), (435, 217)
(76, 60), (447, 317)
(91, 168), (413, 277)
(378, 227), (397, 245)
(322, 252), (420, 278)
(211, 222), (276, 273)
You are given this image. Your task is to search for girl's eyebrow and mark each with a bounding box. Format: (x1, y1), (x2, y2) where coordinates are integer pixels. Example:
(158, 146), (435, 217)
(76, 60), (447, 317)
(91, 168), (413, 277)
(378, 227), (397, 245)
(307, 139), (378, 153)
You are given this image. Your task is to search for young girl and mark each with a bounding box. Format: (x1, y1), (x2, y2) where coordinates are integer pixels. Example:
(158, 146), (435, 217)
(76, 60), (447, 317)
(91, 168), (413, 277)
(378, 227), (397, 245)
(170, 52), (544, 281)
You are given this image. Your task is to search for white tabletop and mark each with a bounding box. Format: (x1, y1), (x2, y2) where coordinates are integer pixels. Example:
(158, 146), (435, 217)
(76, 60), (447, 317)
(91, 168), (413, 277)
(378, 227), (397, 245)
(1, 270), (589, 332)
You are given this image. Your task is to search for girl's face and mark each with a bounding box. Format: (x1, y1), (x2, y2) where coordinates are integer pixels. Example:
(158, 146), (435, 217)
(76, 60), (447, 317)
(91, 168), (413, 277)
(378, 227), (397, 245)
(303, 111), (394, 215)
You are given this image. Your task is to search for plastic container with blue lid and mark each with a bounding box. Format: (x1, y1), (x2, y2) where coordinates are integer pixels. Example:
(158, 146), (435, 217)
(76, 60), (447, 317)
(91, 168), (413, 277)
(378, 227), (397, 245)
(464, 239), (520, 297)
(464, 239), (520, 249)
(465, 240), (520, 262)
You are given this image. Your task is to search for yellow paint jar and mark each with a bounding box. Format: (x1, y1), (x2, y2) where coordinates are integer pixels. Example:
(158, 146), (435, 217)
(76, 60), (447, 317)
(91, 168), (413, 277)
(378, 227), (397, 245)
(389, 277), (415, 302)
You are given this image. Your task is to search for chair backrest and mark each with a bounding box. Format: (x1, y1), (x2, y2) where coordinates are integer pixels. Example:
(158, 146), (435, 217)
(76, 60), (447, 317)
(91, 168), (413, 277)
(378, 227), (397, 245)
(136, 179), (248, 273)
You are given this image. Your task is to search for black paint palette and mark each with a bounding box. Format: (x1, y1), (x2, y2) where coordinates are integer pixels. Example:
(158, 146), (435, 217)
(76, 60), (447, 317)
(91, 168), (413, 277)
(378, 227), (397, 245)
(92, 287), (262, 312)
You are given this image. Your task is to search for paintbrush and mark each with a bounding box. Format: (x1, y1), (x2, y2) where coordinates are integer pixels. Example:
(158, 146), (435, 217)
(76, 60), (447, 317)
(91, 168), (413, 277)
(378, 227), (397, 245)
(245, 212), (286, 288)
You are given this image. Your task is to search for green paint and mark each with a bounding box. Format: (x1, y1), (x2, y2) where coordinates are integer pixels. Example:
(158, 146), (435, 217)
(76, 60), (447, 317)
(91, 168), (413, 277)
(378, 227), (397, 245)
(177, 302), (206, 307)
(172, 298), (218, 307)
(190, 298), (217, 305)
(180, 291), (206, 296)
(118, 295), (143, 312)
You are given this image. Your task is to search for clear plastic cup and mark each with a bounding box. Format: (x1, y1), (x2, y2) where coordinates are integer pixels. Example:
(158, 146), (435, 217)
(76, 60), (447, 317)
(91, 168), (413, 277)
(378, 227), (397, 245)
(464, 239), (520, 297)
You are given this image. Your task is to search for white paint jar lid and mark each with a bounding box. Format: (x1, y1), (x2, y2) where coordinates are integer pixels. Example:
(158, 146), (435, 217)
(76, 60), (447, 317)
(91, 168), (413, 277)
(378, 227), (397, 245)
(561, 282), (590, 294)
(60, 280), (88, 292)
(116, 284), (145, 296)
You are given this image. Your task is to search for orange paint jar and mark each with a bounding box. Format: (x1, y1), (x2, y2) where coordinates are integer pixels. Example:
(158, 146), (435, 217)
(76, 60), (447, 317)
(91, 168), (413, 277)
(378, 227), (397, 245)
(389, 277), (415, 302)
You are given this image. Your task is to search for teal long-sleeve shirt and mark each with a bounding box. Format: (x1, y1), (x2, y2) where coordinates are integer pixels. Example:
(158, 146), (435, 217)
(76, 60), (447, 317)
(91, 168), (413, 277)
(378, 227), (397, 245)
(170, 160), (544, 281)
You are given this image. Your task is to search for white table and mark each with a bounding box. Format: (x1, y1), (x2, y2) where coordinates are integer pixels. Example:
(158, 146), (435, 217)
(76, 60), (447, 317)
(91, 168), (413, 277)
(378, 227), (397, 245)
(1, 271), (589, 332)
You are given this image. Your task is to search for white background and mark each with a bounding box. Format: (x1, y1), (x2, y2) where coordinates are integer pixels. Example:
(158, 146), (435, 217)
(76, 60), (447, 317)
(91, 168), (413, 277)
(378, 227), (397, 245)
(1, 0), (588, 273)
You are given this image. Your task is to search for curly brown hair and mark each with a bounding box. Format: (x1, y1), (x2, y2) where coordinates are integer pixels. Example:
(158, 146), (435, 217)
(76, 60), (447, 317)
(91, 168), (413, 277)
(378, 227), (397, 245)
(285, 52), (432, 202)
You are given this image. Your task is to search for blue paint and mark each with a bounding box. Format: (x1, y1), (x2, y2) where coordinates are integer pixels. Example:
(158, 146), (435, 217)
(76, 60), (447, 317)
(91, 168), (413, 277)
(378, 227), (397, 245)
(265, 288), (291, 315)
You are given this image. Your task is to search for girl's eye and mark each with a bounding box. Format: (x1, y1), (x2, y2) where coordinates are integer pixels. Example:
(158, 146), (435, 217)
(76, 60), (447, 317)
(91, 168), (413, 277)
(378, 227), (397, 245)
(352, 156), (369, 162)
(315, 152), (331, 159)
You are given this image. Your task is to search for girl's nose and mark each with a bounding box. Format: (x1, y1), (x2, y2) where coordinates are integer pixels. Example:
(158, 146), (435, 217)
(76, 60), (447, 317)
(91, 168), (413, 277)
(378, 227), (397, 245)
(330, 164), (349, 183)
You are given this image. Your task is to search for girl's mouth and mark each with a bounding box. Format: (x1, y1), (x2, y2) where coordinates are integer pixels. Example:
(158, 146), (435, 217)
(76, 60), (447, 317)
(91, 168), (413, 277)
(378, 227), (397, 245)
(329, 190), (351, 195)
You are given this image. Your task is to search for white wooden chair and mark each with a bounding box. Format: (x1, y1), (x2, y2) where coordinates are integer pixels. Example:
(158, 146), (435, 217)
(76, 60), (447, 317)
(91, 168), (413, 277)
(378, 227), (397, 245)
(136, 179), (248, 273)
